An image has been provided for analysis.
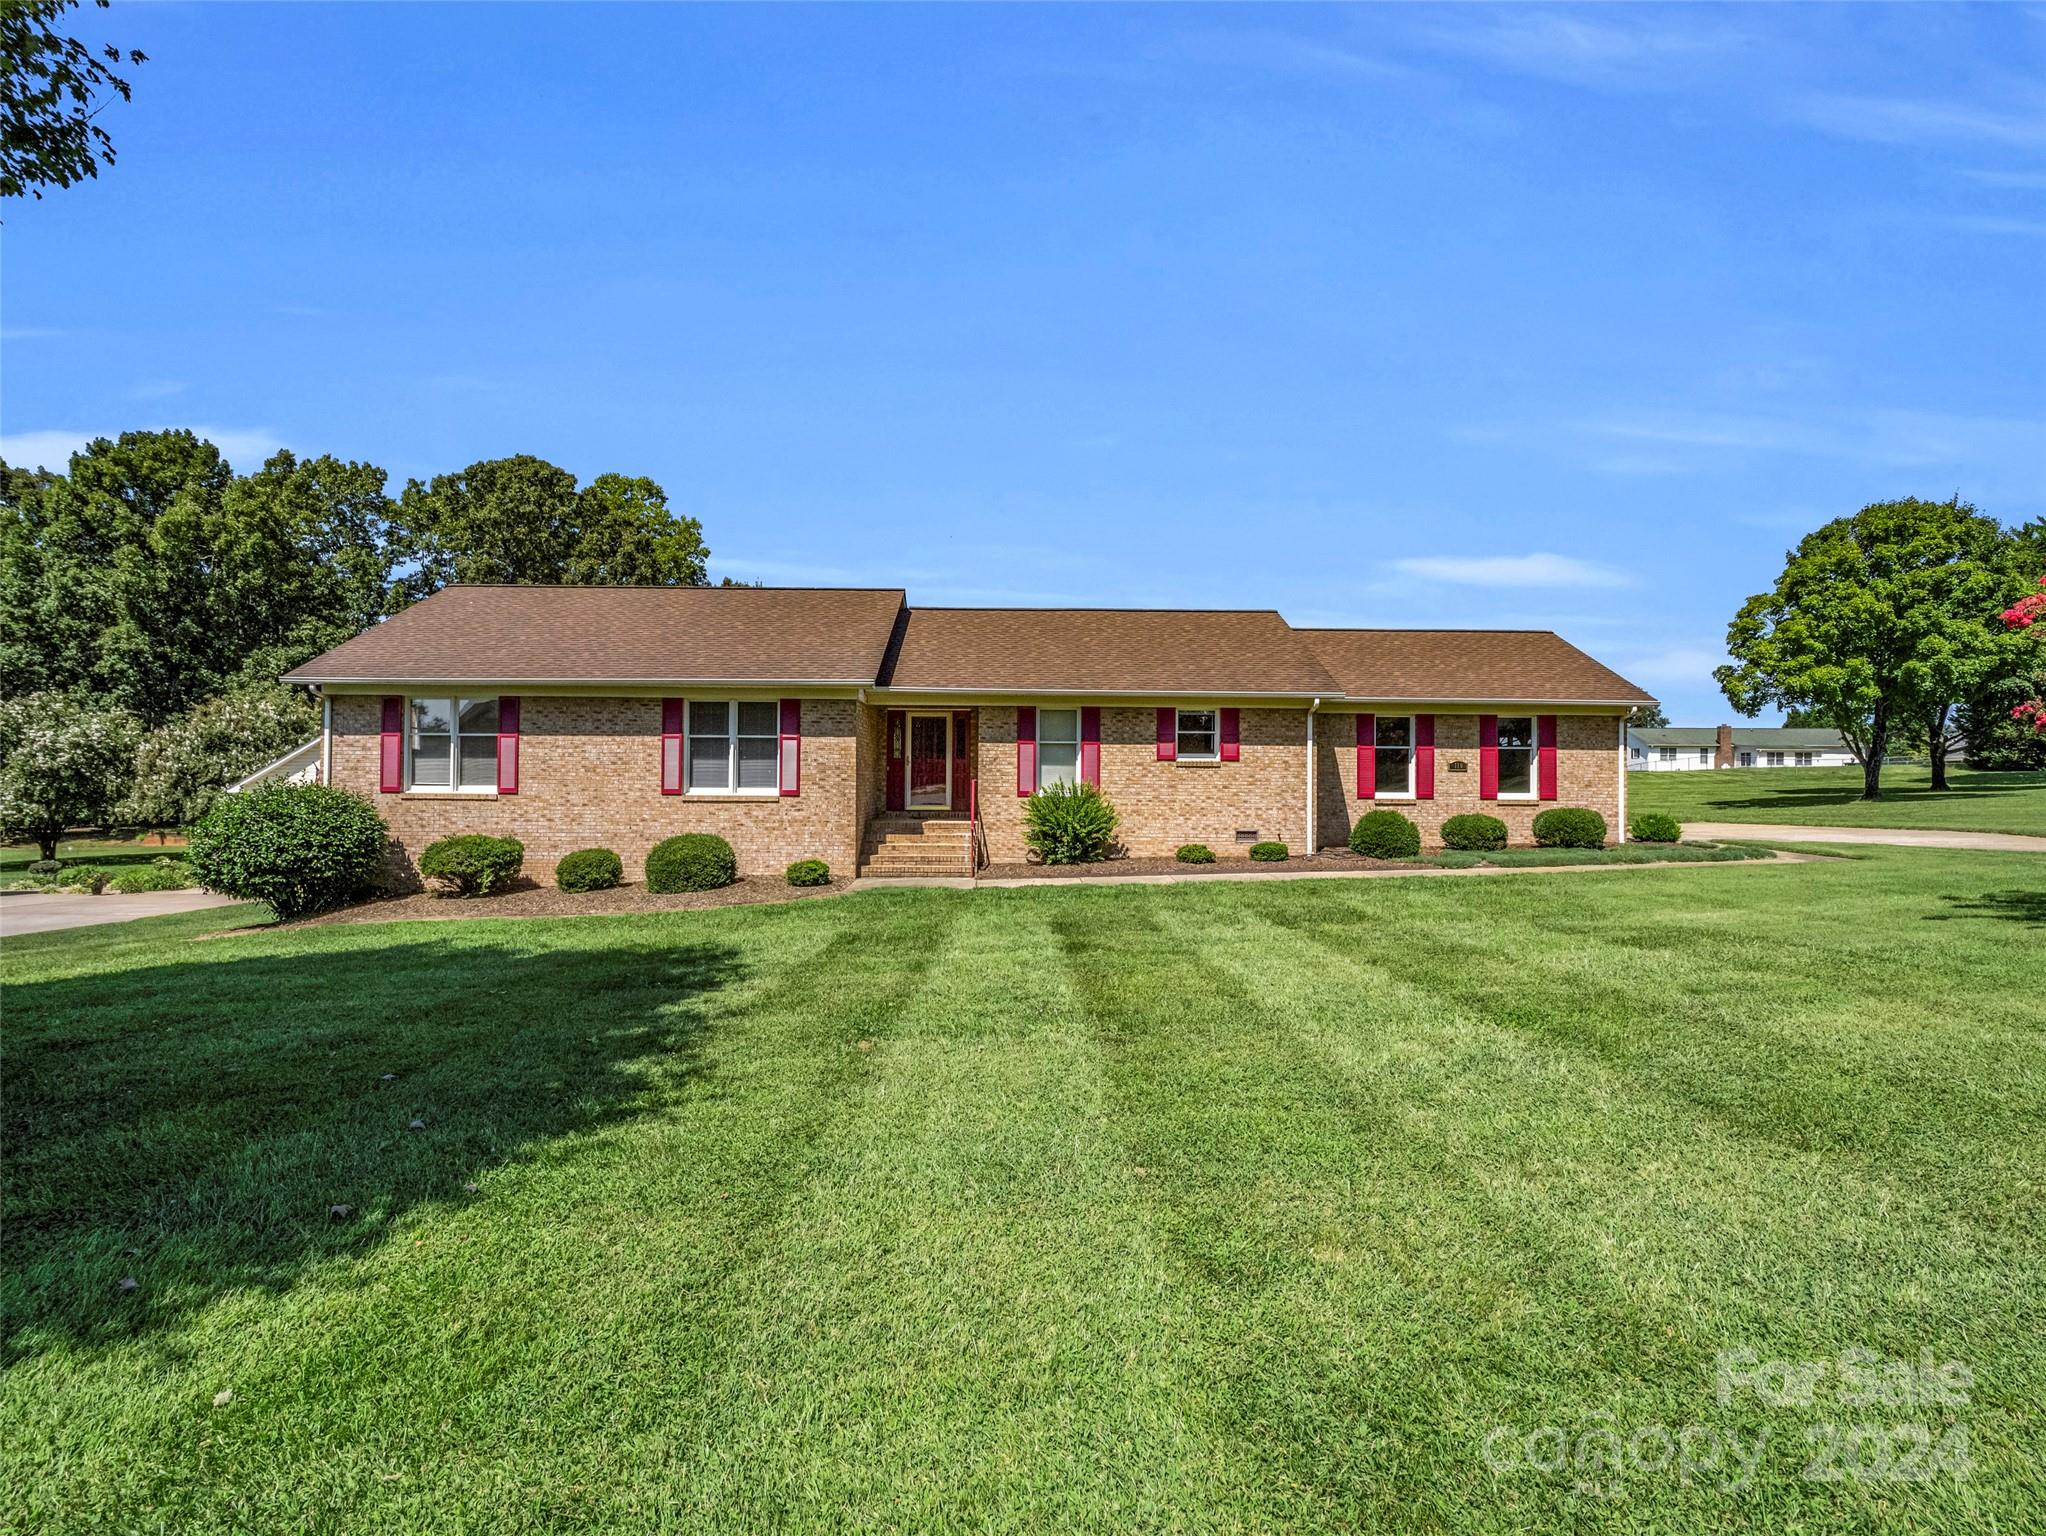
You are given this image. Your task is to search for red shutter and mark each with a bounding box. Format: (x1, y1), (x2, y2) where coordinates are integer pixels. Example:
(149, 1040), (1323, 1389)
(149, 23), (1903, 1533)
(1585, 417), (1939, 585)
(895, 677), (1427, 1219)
(496, 696), (520, 795)
(1155, 707), (1176, 761)
(379, 696), (404, 793)
(779, 699), (802, 796)
(1479, 715), (1500, 800)
(886, 709), (906, 810)
(1219, 708), (1240, 762)
(1355, 712), (1375, 800)
(1016, 706), (1037, 796)
(661, 698), (684, 795)
(1080, 706), (1101, 787)
(952, 710), (970, 808)
(1415, 713), (1435, 800)
(1538, 714), (1559, 800)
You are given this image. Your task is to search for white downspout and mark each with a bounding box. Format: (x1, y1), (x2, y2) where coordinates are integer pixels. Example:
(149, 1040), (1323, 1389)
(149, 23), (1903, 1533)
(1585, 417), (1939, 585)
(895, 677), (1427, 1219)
(1616, 715), (1627, 842)
(1306, 698), (1321, 855)
(321, 692), (332, 785)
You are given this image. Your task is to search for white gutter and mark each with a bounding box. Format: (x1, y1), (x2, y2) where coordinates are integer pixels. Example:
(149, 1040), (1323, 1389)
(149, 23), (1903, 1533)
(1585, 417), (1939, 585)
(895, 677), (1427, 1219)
(1616, 715), (1627, 843)
(1305, 698), (1320, 854)
(321, 692), (332, 785)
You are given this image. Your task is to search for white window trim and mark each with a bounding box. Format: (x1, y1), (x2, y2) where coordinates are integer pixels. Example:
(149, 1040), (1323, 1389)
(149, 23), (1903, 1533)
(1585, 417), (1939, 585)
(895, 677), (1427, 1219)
(408, 695), (499, 795)
(1496, 715), (1538, 801)
(685, 700), (782, 797)
(1176, 706), (1220, 763)
(1036, 706), (1081, 791)
(1373, 713), (1417, 800)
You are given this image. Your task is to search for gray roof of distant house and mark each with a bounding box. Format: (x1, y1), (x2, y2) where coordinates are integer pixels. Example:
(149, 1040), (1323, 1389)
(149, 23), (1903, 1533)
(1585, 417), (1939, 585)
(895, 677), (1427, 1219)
(1632, 726), (1849, 750)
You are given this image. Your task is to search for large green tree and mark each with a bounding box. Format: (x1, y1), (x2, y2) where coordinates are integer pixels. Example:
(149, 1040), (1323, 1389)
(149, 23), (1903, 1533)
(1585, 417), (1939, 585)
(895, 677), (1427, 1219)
(121, 682), (319, 828)
(0, 0), (145, 200)
(0, 433), (395, 724)
(1717, 497), (2026, 800)
(395, 456), (709, 598)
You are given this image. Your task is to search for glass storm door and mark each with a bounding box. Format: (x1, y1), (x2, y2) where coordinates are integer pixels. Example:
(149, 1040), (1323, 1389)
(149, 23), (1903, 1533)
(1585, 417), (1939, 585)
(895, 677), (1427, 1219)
(908, 714), (951, 808)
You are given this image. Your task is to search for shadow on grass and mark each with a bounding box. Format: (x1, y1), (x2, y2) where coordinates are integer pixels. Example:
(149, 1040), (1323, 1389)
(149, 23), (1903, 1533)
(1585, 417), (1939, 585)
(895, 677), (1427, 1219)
(1928, 890), (2046, 928)
(3, 932), (745, 1360)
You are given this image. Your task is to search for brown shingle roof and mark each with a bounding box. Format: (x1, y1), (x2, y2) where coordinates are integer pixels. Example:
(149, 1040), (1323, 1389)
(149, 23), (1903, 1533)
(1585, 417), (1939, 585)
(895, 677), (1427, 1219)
(1297, 628), (1654, 705)
(282, 585), (907, 684)
(879, 608), (1340, 695)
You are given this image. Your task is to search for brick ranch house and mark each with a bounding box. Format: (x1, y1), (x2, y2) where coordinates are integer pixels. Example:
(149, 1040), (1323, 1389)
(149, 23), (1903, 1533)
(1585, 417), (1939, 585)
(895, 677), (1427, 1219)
(282, 585), (1655, 879)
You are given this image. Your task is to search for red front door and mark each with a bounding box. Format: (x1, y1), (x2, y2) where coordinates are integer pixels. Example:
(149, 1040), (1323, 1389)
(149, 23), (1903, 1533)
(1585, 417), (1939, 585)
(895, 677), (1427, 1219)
(908, 714), (950, 807)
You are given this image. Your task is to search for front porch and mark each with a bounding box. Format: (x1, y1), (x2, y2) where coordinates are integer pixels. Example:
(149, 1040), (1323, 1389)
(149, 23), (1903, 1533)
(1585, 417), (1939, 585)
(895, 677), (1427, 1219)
(864, 706), (983, 876)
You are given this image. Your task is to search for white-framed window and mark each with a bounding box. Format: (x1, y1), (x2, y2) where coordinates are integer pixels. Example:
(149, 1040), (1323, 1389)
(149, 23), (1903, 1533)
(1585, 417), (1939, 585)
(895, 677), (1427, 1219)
(687, 700), (780, 794)
(1739, 751), (1754, 766)
(1038, 707), (1080, 789)
(1659, 746), (1677, 763)
(1374, 715), (1415, 797)
(1497, 715), (1536, 797)
(1177, 708), (1219, 761)
(1766, 751), (1785, 767)
(1794, 751), (1815, 767)
(1698, 746), (1711, 763)
(411, 697), (498, 792)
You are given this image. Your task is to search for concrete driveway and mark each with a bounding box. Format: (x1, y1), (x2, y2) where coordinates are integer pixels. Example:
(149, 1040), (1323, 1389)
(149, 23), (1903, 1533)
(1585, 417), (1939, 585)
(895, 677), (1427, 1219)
(1686, 822), (2046, 852)
(0, 889), (242, 937)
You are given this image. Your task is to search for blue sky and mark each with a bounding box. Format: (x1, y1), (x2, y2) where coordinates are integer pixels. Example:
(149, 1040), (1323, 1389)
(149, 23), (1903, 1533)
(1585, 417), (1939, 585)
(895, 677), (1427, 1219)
(5, 3), (2042, 721)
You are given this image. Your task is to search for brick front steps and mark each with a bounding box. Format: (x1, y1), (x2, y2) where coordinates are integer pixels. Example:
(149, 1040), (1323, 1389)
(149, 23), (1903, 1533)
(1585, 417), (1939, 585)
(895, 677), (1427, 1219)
(859, 816), (976, 878)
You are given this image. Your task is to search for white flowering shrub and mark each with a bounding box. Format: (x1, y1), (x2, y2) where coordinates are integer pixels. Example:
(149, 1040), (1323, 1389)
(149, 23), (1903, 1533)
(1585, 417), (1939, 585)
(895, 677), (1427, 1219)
(121, 685), (319, 828)
(0, 693), (143, 860)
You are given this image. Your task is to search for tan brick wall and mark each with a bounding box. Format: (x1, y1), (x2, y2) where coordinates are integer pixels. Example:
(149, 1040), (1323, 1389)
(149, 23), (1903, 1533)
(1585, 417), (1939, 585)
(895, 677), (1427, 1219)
(973, 705), (1311, 860)
(1314, 710), (1624, 849)
(330, 694), (862, 882)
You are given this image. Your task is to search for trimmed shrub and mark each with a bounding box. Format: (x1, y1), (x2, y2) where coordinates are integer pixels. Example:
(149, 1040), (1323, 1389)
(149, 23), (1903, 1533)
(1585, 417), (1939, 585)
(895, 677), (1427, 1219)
(646, 833), (737, 893)
(55, 864), (110, 893)
(1023, 781), (1120, 865)
(785, 858), (831, 887)
(186, 782), (390, 922)
(419, 834), (526, 897)
(26, 859), (61, 876)
(1629, 812), (1682, 844)
(1349, 808), (1420, 860)
(1440, 813), (1508, 852)
(1249, 840), (1289, 862)
(1175, 843), (1216, 864)
(1533, 806), (1607, 849)
(108, 861), (194, 893)
(555, 847), (623, 893)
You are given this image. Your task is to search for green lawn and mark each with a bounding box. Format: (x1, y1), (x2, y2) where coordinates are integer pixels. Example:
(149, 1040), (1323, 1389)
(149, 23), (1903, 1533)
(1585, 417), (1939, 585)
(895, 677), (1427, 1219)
(0, 834), (186, 888)
(1629, 764), (2046, 837)
(6, 855), (2043, 1533)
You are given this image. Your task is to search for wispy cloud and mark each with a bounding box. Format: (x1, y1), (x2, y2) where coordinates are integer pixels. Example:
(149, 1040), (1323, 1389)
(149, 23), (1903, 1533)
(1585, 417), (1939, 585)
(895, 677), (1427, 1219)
(0, 425), (286, 472)
(1565, 408), (2046, 473)
(1943, 215), (2046, 237)
(1389, 552), (1634, 589)
(1414, 10), (1748, 91)
(1607, 644), (1730, 687)
(1, 325), (68, 341)
(1170, 29), (1426, 85)
(1956, 167), (2046, 189)
(1790, 92), (2046, 150)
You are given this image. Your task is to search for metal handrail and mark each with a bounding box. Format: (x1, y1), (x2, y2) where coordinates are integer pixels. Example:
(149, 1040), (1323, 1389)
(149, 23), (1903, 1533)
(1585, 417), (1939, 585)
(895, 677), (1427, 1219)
(966, 776), (978, 878)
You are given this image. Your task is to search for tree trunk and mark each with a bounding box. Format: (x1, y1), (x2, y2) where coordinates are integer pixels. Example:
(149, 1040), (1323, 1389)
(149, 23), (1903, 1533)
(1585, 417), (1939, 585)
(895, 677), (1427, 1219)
(37, 830), (58, 861)
(1927, 704), (1951, 791)
(1861, 706), (1888, 800)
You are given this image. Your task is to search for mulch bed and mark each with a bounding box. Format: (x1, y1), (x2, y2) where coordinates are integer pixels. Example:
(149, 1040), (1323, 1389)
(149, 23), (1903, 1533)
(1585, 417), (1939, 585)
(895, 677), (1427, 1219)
(291, 874), (849, 927)
(976, 848), (1430, 879)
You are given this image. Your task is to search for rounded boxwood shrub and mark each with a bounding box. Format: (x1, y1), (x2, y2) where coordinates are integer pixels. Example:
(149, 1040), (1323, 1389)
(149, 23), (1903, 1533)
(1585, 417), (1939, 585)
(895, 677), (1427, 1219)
(419, 834), (526, 897)
(108, 861), (194, 894)
(55, 864), (110, 893)
(1023, 781), (1120, 865)
(1440, 812), (1508, 852)
(555, 847), (623, 892)
(26, 859), (60, 876)
(1629, 812), (1682, 844)
(1249, 840), (1289, 862)
(186, 782), (390, 922)
(1533, 806), (1608, 849)
(1175, 843), (1216, 864)
(1349, 808), (1420, 859)
(785, 858), (831, 887)
(645, 832), (737, 893)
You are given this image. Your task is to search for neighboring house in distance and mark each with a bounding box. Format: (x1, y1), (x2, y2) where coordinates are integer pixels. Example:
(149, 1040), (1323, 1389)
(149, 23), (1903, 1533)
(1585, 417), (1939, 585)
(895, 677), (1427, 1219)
(1627, 724), (1858, 771)
(282, 586), (1653, 878)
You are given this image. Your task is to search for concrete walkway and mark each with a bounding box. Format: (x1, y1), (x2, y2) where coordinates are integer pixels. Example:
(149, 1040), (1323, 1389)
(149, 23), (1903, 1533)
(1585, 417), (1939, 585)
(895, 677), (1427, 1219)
(0, 889), (241, 937)
(847, 848), (1821, 893)
(1686, 822), (2046, 853)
